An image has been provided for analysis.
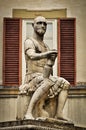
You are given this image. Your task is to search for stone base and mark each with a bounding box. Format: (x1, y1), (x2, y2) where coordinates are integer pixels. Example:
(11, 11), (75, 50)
(0, 118), (75, 130)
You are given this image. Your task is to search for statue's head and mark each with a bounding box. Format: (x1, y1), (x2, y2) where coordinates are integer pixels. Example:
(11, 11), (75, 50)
(32, 16), (47, 36)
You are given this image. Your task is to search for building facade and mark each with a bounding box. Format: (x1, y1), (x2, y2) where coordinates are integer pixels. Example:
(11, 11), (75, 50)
(0, 0), (86, 128)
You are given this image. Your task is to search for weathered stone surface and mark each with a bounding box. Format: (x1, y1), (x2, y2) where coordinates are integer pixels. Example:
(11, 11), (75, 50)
(17, 16), (71, 121)
(0, 119), (75, 130)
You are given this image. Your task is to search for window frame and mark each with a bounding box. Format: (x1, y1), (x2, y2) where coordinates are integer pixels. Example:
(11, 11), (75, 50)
(22, 19), (58, 83)
(58, 18), (76, 85)
(3, 18), (22, 87)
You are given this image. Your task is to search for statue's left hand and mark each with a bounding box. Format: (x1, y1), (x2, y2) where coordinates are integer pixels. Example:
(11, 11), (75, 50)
(48, 49), (58, 60)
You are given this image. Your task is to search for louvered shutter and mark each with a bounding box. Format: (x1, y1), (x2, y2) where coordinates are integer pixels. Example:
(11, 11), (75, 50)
(58, 18), (76, 85)
(3, 18), (22, 86)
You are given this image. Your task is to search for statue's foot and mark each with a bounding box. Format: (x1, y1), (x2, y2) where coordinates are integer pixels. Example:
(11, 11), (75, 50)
(57, 116), (73, 123)
(24, 114), (34, 120)
(36, 117), (47, 121)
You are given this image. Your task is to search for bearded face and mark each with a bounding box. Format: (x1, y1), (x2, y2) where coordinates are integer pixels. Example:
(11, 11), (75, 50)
(33, 17), (47, 36)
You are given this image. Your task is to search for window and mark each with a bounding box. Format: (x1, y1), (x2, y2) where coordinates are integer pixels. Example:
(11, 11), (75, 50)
(58, 19), (76, 85)
(22, 19), (57, 83)
(3, 18), (22, 86)
(3, 18), (76, 86)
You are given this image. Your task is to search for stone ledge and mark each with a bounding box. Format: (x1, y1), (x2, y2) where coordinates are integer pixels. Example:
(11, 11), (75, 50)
(0, 86), (86, 97)
(69, 86), (86, 97)
(0, 119), (75, 130)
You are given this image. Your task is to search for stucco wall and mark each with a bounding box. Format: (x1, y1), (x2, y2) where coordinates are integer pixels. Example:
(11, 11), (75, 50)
(0, 96), (86, 128)
(0, 0), (86, 85)
(0, 1), (86, 128)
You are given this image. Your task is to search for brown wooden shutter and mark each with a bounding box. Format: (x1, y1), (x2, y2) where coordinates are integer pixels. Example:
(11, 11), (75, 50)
(3, 18), (22, 86)
(58, 18), (76, 85)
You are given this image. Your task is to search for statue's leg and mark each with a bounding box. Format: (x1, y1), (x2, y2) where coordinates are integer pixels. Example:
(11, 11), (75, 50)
(24, 78), (53, 119)
(36, 94), (49, 119)
(55, 80), (70, 121)
(56, 89), (68, 120)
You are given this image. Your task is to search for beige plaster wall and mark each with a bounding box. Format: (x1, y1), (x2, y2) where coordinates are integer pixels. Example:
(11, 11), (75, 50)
(0, 97), (17, 122)
(0, 96), (86, 127)
(0, 0), (86, 84)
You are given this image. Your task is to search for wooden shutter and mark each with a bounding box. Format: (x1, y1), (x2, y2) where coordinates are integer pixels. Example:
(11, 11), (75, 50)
(3, 18), (22, 86)
(58, 18), (76, 85)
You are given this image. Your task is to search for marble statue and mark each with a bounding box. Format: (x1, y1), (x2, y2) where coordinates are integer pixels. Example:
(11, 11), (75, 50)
(17, 16), (70, 121)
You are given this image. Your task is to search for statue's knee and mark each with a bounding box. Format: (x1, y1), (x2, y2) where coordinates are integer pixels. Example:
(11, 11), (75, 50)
(63, 81), (70, 90)
(58, 77), (70, 90)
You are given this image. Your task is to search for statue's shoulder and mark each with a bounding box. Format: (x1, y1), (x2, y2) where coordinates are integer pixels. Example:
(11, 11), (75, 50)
(25, 37), (33, 44)
(25, 37), (39, 47)
(24, 38), (36, 52)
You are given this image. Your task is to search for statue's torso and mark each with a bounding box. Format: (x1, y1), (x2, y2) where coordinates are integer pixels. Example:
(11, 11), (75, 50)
(25, 38), (49, 74)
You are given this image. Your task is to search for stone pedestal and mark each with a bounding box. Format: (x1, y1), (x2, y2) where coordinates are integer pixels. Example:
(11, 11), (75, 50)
(0, 118), (75, 130)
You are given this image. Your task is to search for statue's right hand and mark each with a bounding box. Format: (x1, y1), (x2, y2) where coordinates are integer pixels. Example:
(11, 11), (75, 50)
(47, 50), (57, 57)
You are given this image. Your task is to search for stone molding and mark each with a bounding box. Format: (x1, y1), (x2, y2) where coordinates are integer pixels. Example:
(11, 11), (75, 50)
(0, 119), (75, 130)
(0, 86), (86, 97)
